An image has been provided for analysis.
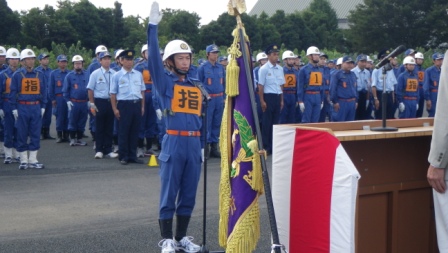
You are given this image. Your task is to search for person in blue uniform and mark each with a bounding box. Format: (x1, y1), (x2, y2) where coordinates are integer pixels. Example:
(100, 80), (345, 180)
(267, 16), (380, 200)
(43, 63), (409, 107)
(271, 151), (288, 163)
(134, 44), (159, 157)
(87, 52), (118, 159)
(318, 52), (331, 122)
(0, 46), (7, 71)
(218, 55), (228, 70)
(396, 56), (419, 119)
(148, 2), (204, 252)
(258, 44), (285, 154)
(298, 46), (324, 123)
(280, 50), (299, 124)
(352, 54), (371, 120)
(253, 52), (268, 126)
(49, 55), (70, 143)
(198, 44), (225, 158)
(110, 49), (146, 165)
(0, 48), (21, 164)
(35, 53), (54, 140)
(63, 55), (89, 146)
(9, 49), (47, 169)
(371, 49), (397, 119)
(424, 53), (444, 117)
(398, 48), (416, 75)
(414, 52), (426, 117)
(330, 56), (358, 122)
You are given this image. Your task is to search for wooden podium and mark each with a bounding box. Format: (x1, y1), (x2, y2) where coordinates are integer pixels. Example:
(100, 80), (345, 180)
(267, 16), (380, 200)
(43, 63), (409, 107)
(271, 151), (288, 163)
(300, 118), (438, 253)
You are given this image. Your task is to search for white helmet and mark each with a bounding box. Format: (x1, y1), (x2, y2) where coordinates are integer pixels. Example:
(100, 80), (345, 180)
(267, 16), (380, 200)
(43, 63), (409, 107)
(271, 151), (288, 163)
(306, 46), (320, 56)
(0, 46), (6, 56)
(366, 55), (373, 63)
(282, 50), (295, 60)
(256, 52), (268, 62)
(336, 57), (343, 65)
(403, 56), (416, 65)
(6, 48), (20, 59)
(72, 55), (84, 62)
(95, 45), (108, 54)
(141, 44), (148, 53)
(162, 40), (192, 61)
(115, 49), (124, 58)
(414, 52), (424, 59)
(20, 49), (36, 60)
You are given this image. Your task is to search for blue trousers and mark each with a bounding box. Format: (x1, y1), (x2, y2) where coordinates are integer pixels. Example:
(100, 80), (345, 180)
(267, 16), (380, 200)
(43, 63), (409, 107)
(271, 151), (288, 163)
(16, 103), (41, 152)
(319, 92), (331, 122)
(301, 93), (321, 123)
(42, 98), (53, 128)
(261, 93), (281, 153)
(2, 101), (16, 148)
(55, 95), (68, 131)
(374, 91), (395, 119)
(206, 95), (223, 143)
(399, 99), (418, 119)
(331, 100), (356, 122)
(416, 87), (424, 118)
(427, 92), (438, 117)
(117, 100), (141, 161)
(158, 134), (201, 219)
(94, 98), (114, 154)
(157, 117), (166, 145)
(139, 92), (157, 139)
(280, 92), (297, 124)
(68, 101), (88, 132)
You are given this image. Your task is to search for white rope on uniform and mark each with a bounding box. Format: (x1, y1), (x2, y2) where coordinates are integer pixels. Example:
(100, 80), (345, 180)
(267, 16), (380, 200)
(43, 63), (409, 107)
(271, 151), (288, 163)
(271, 244), (288, 253)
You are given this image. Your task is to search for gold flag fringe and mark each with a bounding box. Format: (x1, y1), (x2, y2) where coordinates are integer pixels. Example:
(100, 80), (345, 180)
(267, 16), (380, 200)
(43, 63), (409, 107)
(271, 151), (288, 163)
(225, 27), (244, 97)
(247, 140), (264, 194)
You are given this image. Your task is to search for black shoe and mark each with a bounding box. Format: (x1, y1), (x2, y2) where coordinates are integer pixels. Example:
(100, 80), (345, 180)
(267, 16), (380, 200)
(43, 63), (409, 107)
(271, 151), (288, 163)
(128, 158), (144, 164)
(120, 160), (128, 165)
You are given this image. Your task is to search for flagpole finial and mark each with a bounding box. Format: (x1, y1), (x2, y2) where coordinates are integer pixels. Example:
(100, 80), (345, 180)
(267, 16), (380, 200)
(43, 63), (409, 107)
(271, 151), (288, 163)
(228, 0), (247, 17)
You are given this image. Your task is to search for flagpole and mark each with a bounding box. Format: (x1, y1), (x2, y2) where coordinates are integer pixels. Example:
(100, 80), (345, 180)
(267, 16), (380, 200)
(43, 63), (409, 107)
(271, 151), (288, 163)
(234, 13), (283, 253)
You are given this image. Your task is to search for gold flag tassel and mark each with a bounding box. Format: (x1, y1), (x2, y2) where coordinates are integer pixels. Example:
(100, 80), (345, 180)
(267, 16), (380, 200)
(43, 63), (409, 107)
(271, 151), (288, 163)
(225, 28), (242, 97)
(247, 139), (264, 194)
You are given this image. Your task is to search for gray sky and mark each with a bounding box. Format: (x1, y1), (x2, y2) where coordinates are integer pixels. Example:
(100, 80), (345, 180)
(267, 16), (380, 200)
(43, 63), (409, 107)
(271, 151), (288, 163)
(8, 0), (258, 25)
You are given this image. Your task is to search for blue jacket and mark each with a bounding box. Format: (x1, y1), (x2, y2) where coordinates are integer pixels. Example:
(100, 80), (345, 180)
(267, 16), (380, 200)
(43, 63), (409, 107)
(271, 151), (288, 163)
(396, 71), (419, 103)
(63, 70), (89, 101)
(330, 70), (358, 103)
(197, 61), (225, 95)
(298, 63), (325, 102)
(9, 68), (47, 110)
(49, 68), (70, 101)
(423, 65), (441, 100)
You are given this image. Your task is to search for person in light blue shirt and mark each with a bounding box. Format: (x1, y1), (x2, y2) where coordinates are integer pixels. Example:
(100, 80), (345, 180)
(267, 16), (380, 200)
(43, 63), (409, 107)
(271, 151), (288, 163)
(258, 44), (285, 154)
(110, 49), (146, 165)
(352, 54), (371, 120)
(371, 49), (397, 119)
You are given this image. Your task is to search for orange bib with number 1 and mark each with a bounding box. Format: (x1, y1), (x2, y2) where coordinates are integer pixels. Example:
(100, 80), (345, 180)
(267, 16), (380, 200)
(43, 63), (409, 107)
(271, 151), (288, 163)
(309, 72), (322, 86)
(405, 78), (418, 92)
(20, 78), (40, 95)
(284, 74), (297, 88)
(172, 85), (202, 116)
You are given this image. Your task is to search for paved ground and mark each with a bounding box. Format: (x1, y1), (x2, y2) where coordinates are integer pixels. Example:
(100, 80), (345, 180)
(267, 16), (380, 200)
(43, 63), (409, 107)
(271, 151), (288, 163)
(0, 126), (274, 253)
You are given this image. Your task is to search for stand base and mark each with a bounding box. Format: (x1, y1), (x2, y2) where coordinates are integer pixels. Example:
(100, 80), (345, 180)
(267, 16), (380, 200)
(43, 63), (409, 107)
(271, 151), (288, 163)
(371, 126), (399, 132)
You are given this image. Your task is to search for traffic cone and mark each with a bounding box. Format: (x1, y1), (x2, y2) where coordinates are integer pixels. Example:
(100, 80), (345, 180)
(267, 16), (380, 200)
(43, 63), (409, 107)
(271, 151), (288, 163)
(148, 154), (158, 167)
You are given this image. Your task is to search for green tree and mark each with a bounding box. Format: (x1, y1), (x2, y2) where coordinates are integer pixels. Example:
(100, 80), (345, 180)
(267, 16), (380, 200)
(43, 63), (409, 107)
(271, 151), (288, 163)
(69, 0), (102, 51)
(0, 0), (21, 44)
(257, 12), (281, 49)
(20, 7), (51, 48)
(112, 1), (126, 47)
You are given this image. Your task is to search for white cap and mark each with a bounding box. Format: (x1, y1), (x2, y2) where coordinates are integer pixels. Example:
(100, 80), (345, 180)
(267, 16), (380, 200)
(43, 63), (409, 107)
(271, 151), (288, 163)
(95, 45), (108, 54)
(282, 50), (295, 60)
(20, 49), (36, 60)
(163, 40), (192, 61)
(0, 46), (6, 56)
(306, 46), (320, 56)
(403, 56), (416, 65)
(414, 52), (424, 59)
(141, 44), (148, 53)
(256, 52), (268, 62)
(6, 48), (20, 59)
(115, 49), (124, 58)
(336, 57), (343, 65)
(72, 55), (84, 62)
(366, 56), (373, 63)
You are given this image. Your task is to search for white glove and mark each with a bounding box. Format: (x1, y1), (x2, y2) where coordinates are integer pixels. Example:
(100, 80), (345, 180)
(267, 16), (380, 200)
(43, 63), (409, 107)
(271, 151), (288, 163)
(89, 102), (98, 112)
(366, 100), (370, 108)
(320, 103), (323, 110)
(299, 102), (305, 113)
(0, 109), (4, 119)
(149, 2), (163, 25)
(416, 104), (419, 110)
(156, 109), (162, 120)
(41, 108), (45, 117)
(67, 101), (73, 111)
(12, 109), (18, 120)
(201, 148), (204, 162)
(399, 102), (405, 112)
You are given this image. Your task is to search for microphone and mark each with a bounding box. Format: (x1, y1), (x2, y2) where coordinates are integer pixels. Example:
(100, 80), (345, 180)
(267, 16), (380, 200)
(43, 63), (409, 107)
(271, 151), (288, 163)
(375, 45), (406, 69)
(193, 81), (211, 101)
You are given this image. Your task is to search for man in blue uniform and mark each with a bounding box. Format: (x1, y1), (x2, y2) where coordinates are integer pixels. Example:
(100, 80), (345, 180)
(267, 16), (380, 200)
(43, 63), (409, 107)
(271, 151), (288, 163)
(49, 55), (70, 143)
(134, 44), (158, 157)
(0, 48), (21, 164)
(298, 46), (324, 123)
(330, 56), (358, 122)
(148, 3), (204, 251)
(87, 52), (118, 159)
(414, 52), (426, 117)
(0, 46), (7, 71)
(396, 56), (419, 119)
(280, 50), (299, 124)
(424, 53), (444, 117)
(198, 44), (225, 158)
(110, 50), (146, 165)
(63, 55), (89, 146)
(398, 48), (416, 75)
(371, 49), (397, 119)
(352, 54), (371, 120)
(35, 53), (54, 140)
(218, 55), (228, 70)
(318, 52), (331, 122)
(258, 44), (285, 154)
(9, 49), (47, 169)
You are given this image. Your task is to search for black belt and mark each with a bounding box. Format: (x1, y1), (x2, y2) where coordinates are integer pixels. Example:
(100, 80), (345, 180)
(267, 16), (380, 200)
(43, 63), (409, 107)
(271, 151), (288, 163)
(95, 98), (111, 102)
(119, 99), (141, 103)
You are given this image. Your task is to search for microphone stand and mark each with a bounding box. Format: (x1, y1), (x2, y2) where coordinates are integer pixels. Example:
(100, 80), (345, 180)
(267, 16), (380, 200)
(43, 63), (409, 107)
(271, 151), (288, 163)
(371, 63), (398, 132)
